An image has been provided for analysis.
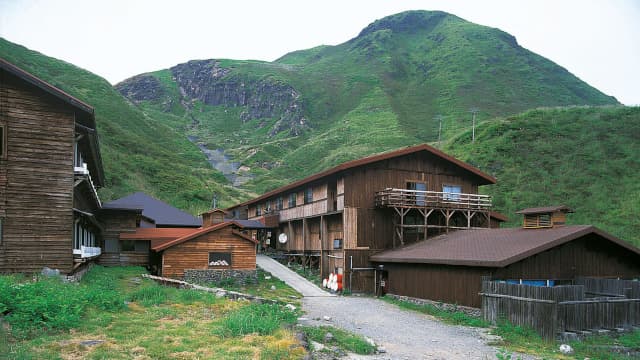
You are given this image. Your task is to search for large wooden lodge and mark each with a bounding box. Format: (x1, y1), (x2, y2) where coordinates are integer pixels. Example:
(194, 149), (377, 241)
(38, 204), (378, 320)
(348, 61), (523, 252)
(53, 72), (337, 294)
(0, 59), (104, 274)
(227, 144), (507, 292)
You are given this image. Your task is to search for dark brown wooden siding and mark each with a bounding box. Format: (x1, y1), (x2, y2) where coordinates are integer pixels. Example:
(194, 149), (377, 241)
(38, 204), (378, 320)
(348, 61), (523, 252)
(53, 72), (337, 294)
(98, 211), (140, 266)
(379, 234), (640, 308)
(0, 75), (75, 273)
(161, 226), (256, 278)
(343, 152), (478, 209)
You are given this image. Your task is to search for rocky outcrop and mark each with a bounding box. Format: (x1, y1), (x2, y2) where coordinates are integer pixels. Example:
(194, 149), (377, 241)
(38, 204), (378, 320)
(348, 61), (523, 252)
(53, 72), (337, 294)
(170, 60), (308, 137)
(116, 74), (167, 102)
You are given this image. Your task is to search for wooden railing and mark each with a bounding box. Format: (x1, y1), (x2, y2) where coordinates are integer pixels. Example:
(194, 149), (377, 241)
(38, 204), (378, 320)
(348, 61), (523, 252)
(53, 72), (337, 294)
(375, 188), (491, 210)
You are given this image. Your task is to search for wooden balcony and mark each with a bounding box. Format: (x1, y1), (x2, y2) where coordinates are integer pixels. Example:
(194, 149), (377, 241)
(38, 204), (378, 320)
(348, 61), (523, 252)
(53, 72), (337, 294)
(375, 188), (491, 210)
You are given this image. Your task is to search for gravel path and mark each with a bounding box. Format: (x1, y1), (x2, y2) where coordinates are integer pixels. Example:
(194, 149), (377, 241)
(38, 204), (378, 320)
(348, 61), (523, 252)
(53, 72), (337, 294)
(258, 255), (536, 360)
(301, 296), (507, 360)
(256, 255), (334, 297)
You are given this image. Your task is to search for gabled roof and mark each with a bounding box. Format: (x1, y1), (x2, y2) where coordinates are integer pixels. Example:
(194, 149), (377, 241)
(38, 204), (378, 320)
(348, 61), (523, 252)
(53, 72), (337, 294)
(516, 205), (574, 215)
(370, 226), (640, 268)
(150, 221), (257, 251)
(103, 192), (202, 227)
(1, 58), (105, 186)
(228, 144), (496, 209)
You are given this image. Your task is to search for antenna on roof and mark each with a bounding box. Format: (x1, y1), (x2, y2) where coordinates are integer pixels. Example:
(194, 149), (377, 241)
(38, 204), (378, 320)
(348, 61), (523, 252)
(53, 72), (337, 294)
(211, 193), (218, 209)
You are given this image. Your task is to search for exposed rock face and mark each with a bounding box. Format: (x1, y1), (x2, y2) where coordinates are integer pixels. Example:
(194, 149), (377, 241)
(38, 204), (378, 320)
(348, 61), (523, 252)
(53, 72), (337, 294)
(170, 60), (308, 137)
(116, 74), (167, 102)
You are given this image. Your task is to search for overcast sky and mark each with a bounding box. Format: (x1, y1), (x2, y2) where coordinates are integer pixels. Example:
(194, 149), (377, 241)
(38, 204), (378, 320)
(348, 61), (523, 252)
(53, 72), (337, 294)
(1, 0), (638, 105)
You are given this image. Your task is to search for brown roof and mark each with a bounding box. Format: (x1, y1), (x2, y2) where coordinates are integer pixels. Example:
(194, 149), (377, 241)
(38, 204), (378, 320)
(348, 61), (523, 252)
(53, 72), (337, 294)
(516, 205), (574, 215)
(228, 144), (496, 209)
(490, 211), (509, 222)
(120, 228), (196, 241)
(370, 226), (640, 267)
(151, 221), (257, 251)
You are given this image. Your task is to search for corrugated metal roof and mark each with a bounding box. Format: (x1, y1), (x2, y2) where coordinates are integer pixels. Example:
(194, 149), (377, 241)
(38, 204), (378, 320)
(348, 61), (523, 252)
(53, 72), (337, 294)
(103, 192), (202, 227)
(227, 144), (497, 209)
(516, 205), (574, 214)
(370, 226), (640, 267)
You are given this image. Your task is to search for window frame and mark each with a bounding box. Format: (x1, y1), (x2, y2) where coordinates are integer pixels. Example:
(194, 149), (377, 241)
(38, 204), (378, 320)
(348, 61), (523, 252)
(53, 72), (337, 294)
(442, 184), (463, 201)
(288, 193), (297, 208)
(304, 187), (313, 204)
(0, 124), (6, 159)
(276, 197), (283, 211)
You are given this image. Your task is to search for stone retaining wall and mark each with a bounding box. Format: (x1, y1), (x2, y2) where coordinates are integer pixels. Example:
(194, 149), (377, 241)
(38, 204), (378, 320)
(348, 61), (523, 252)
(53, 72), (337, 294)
(386, 293), (481, 317)
(184, 269), (257, 285)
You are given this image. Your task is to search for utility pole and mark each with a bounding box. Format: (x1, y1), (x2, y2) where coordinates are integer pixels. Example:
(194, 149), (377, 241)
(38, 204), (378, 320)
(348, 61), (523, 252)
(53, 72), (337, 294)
(211, 193), (218, 209)
(469, 108), (479, 143)
(434, 114), (443, 147)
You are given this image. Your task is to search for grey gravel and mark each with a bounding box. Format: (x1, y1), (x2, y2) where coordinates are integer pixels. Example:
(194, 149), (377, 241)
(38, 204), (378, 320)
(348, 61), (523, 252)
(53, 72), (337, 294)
(303, 296), (538, 360)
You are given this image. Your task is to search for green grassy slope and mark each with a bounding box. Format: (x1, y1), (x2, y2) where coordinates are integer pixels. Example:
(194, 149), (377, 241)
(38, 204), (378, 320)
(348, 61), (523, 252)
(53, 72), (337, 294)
(0, 38), (249, 212)
(445, 106), (640, 246)
(125, 10), (618, 194)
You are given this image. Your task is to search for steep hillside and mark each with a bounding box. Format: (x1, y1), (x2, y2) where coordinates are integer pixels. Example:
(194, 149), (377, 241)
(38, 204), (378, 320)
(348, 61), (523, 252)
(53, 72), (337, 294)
(117, 10), (618, 193)
(0, 38), (250, 212)
(445, 106), (640, 246)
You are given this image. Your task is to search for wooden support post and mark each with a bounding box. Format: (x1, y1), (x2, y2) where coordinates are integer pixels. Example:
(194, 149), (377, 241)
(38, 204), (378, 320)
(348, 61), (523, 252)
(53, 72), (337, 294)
(287, 221), (293, 251)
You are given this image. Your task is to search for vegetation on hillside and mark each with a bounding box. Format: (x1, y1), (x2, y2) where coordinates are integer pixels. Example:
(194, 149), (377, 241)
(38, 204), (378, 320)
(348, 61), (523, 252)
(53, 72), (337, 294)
(122, 10), (618, 195)
(0, 38), (250, 212)
(445, 106), (640, 246)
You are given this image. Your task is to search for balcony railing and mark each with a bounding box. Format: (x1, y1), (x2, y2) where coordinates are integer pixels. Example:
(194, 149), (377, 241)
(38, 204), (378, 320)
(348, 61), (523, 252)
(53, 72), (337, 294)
(73, 246), (102, 259)
(74, 162), (101, 207)
(375, 188), (492, 210)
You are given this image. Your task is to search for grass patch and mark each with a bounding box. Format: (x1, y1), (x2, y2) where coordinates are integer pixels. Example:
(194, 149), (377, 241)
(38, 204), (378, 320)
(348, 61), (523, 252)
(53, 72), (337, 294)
(381, 295), (488, 327)
(202, 269), (302, 305)
(301, 325), (376, 355)
(217, 303), (298, 337)
(0, 266), (306, 360)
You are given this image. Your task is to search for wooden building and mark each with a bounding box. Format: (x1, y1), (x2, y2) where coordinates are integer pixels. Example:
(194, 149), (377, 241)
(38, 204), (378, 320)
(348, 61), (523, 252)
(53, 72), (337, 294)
(99, 192), (201, 267)
(227, 144), (505, 292)
(0, 59), (104, 274)
(121, 217), (259, 280)
(370, 207), (640, 307)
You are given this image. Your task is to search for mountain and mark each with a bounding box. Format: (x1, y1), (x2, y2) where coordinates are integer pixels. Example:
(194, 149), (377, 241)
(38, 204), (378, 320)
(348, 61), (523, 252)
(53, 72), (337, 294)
(116, 10), (618, 194)
(445, 106), (640, 246)
(0, 38), (250, 212)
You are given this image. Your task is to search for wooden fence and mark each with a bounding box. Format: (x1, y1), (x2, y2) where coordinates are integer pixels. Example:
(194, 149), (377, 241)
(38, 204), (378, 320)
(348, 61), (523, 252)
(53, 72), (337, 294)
(481, 278), (640, 340)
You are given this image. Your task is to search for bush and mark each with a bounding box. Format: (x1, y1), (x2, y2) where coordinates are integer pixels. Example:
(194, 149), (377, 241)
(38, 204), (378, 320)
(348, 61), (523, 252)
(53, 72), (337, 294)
(219, 303), (297, 337)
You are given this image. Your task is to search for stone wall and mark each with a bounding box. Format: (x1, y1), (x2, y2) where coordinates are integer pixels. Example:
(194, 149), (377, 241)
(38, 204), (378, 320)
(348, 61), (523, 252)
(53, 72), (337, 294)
(385, 293), (481, 317)
(184, 269), (257, 285)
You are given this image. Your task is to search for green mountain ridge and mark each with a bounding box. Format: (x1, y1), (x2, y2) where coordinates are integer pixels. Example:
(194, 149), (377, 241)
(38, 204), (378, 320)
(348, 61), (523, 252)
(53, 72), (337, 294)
(117, 10), (618, 193)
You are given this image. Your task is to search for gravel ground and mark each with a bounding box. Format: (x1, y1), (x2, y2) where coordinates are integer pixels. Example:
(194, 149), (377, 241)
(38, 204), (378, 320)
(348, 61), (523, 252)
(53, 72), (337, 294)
(301, 295), (538, 360)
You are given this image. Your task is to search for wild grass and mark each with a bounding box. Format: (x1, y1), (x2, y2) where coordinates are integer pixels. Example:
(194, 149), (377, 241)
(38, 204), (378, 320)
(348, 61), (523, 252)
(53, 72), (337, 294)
(0, 266), (306, 360)
(300, 325), (376, 355)
(217, 303), (298, 337)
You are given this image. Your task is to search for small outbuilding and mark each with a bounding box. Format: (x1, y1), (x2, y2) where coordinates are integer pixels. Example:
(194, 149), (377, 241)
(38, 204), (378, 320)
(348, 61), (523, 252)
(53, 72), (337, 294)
(371, 206), (640, 308)
(121, 210), (263, 284)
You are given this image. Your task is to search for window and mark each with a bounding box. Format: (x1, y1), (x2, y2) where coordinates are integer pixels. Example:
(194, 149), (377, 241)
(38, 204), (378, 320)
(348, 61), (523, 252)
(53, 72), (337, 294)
(288, 193), (297, 208)
(443, 185), (462, 201)
(0, 125), (5, 159)
(121, 240), (135, 252)
(276, 197), (283, 210)
(256, 205), (262, 217)
(304, 187), (313, 204)
(265, 201), (272, 213)
(407, 181), (427, 206)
